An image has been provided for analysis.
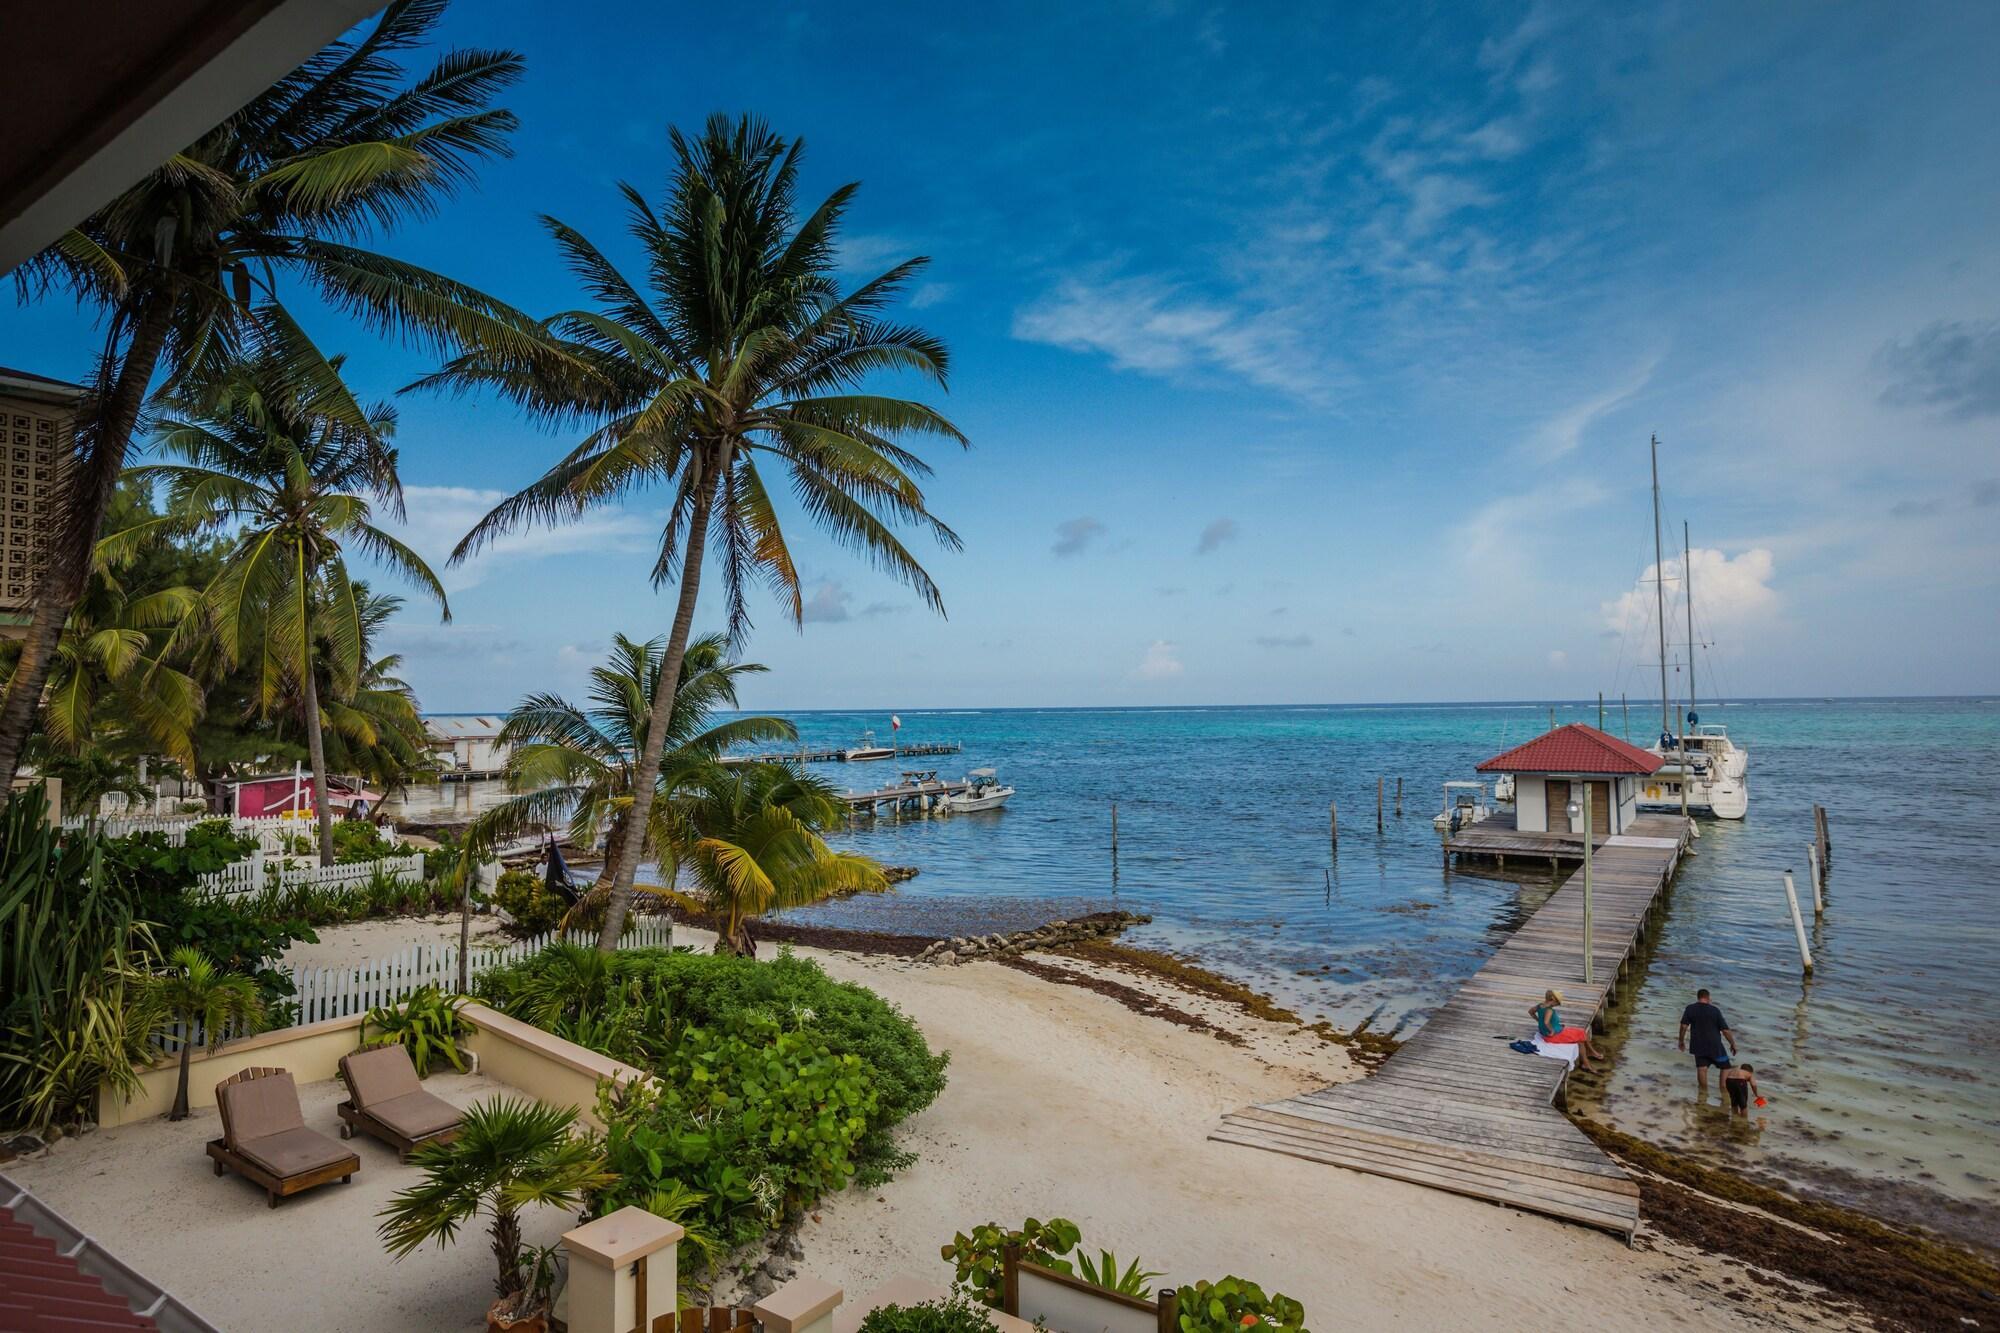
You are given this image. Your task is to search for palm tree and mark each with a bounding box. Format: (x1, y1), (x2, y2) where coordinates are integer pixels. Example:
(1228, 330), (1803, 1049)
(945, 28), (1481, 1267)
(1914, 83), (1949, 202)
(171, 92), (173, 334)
(317, 586), (432, 805)
(671, 762), (885, 955)
(128, 335), (448, 864)
(433, 115), (966, 949)
(473, 631), (793, 890)
(133, 947), (266, 1121)
(0, 0), (532, 793)
(378, 1097), (612, 1297)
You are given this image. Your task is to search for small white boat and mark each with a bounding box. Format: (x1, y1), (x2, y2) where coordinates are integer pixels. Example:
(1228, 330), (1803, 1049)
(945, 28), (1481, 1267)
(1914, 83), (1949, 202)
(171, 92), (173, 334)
(843, 729), (896, 762)
(941, 767), (1014, 813)
(1432, 781), (1493, 831)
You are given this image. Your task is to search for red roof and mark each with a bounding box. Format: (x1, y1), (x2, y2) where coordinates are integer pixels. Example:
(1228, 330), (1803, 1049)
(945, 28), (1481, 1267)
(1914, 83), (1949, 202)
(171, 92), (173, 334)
(1475, 723), (1663, 776)
(1, 1203), (159, 1330)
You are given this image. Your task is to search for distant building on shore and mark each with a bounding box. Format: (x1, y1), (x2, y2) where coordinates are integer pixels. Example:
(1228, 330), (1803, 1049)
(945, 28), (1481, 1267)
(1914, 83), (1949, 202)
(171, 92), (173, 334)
(1476, 723), (1662, 836)
(423, 715), (511, 777)
(224, 771), (380, 820)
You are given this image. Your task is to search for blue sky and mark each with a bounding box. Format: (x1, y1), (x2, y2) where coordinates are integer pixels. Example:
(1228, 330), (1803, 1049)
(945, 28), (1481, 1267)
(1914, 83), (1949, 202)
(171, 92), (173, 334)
(5, 0), (1998, 710)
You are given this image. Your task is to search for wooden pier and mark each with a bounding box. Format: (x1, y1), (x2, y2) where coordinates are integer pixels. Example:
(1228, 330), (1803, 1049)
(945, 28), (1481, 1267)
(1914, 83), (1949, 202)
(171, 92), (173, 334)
(723, 741), (962, 766)
(1213, 812), (1692, 1238)
(839, 772), (972, 815)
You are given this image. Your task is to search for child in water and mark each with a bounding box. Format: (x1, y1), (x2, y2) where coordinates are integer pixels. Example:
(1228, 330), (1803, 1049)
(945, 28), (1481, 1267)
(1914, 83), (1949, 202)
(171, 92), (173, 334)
(1720, 1063), (1761, 1116)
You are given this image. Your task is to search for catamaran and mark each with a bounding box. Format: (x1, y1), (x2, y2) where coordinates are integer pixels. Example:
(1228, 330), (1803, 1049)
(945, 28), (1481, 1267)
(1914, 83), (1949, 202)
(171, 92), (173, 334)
(1636, 436), (1749, 819)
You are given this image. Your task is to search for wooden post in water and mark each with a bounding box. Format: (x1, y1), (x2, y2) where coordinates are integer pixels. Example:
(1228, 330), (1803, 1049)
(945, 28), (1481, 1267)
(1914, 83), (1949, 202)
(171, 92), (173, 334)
(1549, 706), (1556, 729)
(1329, 799), (1338, 851)
(1377, 777), (1384, 831)
(1110, 801), (1119, 865)
(1814, 804), (1832, 867)
(1598, 691), (1604, 730)
(1783, 871), (1814, 974)
(1395, 777), (1403, 816)
(1807, 842), (1824, 914)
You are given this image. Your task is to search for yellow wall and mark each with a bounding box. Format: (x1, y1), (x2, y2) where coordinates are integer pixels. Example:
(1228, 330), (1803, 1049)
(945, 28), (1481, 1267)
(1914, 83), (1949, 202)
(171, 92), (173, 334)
(98, 1001), (651, 1130)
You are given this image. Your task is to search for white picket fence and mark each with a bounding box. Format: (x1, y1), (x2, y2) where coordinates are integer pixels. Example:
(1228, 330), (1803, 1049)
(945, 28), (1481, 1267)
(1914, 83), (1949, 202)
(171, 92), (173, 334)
(288, 921), (676, 1026)
(194, 850), (428, 899)
(60, 811), (394, 854)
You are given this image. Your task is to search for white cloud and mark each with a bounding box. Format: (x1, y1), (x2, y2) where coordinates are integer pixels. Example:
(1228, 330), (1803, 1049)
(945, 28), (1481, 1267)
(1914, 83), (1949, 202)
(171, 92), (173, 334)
(1455, 477), (1608, 568)
(1548, 648), (1568, 667)
(801, 580), (853, 624)
(1013, 277), (1329, 400)
(379, 486), (655, 593)
(1600, 547), (1778, 633)
(1131, 640), (1184, 680)
(1523, 354), (1662, 461)
(1196, 517), (1239, 554)
(909, 281), (955, 309)
(1257, 634), (1313, 649)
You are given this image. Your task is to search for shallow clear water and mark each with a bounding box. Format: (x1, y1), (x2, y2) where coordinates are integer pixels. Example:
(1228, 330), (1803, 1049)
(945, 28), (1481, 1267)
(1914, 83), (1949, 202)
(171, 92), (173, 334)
(756, 699), (1999, 1236)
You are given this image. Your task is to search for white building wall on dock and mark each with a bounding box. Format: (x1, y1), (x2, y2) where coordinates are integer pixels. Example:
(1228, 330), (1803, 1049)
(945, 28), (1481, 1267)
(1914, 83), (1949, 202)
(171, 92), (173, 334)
(1515, 775), (1547, 832)
(1616, 776), (1639, 833)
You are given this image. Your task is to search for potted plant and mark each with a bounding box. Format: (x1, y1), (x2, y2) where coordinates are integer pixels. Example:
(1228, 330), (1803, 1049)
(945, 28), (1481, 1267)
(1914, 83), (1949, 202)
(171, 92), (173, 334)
(487, 1243), (563, 1332)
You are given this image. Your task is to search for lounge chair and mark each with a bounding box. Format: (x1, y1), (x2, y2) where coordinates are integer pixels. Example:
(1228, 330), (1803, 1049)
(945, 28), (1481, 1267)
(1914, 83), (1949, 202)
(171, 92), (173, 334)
(336, 1046), (464, 1161)
(205, 1067), (359, 1207)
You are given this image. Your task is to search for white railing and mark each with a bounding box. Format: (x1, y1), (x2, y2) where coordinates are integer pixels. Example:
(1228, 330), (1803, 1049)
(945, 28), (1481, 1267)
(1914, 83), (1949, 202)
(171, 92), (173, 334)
(288, 921), (676, 1027)
(59, 811), (397, 853)
(194, 850), (428, 899)
(61, 813), (204, 842)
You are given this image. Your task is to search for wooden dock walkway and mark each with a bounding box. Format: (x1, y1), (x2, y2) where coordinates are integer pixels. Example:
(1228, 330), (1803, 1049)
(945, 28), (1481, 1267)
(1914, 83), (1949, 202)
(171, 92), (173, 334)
(1213, 812), (1692, 1238)
(724, 741), (963, 766)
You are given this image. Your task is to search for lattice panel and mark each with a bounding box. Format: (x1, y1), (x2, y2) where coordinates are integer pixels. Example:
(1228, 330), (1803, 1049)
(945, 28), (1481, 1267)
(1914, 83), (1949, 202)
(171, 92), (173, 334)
(1, 400), (68, 613)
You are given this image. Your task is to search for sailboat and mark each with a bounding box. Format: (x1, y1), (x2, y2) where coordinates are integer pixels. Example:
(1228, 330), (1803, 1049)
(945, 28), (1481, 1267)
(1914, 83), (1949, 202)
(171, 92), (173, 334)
(1637, 436), (1749, 820)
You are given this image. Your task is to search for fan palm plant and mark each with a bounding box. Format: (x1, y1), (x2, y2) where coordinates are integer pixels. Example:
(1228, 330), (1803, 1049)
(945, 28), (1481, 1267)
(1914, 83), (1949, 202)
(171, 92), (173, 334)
(472, 632), (792, 890)
(132, 946), (265, 1121)
(378, 1097), (613, 1297)
(0, 0), (531, 792)
(127, 335), (448, 864)
(432, 114), (965, 948)
(669, 762), (885, 955)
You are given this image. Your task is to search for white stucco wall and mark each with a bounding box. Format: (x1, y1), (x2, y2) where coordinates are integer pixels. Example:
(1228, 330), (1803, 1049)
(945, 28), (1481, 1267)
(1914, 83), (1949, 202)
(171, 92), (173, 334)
(1515, 774), (1547, 832)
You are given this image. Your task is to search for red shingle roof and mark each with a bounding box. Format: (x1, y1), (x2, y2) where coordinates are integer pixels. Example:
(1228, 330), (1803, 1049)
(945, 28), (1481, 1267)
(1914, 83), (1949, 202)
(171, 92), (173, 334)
(1475, 723), (1663, 776)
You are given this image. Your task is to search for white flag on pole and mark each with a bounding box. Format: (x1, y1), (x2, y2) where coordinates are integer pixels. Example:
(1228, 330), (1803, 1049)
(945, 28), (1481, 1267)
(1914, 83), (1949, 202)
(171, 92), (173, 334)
(890, 714), (901, 731)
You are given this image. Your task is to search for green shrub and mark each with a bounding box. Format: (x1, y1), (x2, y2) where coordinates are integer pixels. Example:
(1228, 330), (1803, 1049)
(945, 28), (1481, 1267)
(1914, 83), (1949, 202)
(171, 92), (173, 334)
(1174, 1279), (1307, 1333)
(941, 1217), (1082, 1306)
(330, 820), (398, 862)
(594, 1009), (875, 1260)
(364, 985), (470, 1076)
(493, 868), (566, 936)
(857, 1295), (996, 1333)
(477, 947), (947, 1168)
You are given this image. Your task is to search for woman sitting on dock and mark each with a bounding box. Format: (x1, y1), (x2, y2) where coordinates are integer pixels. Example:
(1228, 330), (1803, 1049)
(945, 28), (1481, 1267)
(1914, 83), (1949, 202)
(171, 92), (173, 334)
(1531, 989), (1606, 1070)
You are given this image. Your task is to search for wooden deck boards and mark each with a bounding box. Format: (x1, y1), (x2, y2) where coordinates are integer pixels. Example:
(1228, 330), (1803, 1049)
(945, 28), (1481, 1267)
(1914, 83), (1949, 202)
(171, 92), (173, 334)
(1213, 813), (1690, 1238)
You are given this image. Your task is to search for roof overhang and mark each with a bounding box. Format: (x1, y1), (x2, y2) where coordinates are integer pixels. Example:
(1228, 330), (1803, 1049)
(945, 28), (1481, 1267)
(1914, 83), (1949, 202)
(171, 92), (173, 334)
(0, 0), (385, 277)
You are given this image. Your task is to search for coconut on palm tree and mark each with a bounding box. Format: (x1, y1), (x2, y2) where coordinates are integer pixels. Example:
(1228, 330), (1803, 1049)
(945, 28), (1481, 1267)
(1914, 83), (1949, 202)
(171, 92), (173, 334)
(133, 947), (265, 1121)
(670, 762), (884, 955)
(126, 333), (448, 863)
(378, 1097), (612, 1298)
(0, 0), (532, 794)
(473, 632), (792, 891)
(433, 113), (965, 949)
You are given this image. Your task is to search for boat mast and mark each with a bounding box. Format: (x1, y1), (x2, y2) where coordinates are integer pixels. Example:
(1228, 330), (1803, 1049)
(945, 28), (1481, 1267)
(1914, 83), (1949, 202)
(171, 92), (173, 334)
(1651, 434), (1670, 738)
(1683, 520), (1696, 718)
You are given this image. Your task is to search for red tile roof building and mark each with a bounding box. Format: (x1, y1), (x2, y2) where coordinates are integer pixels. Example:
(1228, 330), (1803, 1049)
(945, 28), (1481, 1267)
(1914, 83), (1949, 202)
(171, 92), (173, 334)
(1476, 723), (1664, 776)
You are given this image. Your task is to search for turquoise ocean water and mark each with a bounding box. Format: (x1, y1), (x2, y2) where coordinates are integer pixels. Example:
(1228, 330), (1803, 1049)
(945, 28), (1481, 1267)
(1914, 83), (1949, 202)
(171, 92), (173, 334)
(758, 698), (2000, 1244)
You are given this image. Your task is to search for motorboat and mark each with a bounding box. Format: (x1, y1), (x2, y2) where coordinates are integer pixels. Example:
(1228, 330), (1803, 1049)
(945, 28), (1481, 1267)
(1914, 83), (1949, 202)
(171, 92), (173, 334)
(1432, 781), (1493, 831)
(842, 729), (896, 762)
(941, 767), (1014, 813)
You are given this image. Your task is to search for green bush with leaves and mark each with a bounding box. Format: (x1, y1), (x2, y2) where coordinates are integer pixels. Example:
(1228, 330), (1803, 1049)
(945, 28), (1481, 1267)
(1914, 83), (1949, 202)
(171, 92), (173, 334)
(592, 1008), (876, 1263)
(493, 867), (566, 936)
(365, 985), (470, 1076)
(857, 1294), (996, 1333)
(941, 1217), (1082, 1306)
(1174, 1279), (1307, 1333)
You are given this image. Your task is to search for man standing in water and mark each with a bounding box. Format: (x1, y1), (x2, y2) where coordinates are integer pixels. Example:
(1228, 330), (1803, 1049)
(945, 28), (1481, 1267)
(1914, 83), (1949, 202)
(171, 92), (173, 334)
(1678, 988), (1738, 1097)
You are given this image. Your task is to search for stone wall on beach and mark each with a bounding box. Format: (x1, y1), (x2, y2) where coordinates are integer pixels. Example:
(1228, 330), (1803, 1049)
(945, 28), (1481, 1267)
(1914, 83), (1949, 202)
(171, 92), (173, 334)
(913, 911), (1150, 965)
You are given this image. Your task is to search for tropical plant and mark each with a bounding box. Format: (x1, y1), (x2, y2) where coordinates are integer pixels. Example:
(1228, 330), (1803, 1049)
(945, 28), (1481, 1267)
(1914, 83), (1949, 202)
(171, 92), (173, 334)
(378, 1097), (613, 1296)
(857, 1294), (996, 1333)
(489, 1242), (565, 1326)
(941, 1217), (1082, 1307)
(1, 0), (529, 793)
(669, 762), (885, 955)
(1173, 1279), (1307, 1333)
(434, 113), (965, 949)
(472, 632), (791, 893)
(364, 984), (468, 1076)
(315, 586), (433, 802)
(1078, 1248), (1161, 1298)
(491, 868), (565, 936)
(127, 335), (448, 866)
(130, 946), (266, 1120)
(26, 742), (151, 818)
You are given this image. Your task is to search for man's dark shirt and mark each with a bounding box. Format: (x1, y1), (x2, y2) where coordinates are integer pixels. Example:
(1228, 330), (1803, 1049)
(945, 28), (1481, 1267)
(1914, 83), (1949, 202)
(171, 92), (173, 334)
(1681, 1001), (1730, 1058)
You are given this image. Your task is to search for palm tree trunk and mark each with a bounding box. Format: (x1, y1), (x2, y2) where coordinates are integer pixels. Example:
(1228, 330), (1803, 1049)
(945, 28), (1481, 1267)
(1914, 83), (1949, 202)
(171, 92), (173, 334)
(491, 1207), (524, 1296)
(171, 1038), (193, 1121)
(301, 664), (336, 866)
(595, 445), (728, 950)
(0, 302), (172, 793)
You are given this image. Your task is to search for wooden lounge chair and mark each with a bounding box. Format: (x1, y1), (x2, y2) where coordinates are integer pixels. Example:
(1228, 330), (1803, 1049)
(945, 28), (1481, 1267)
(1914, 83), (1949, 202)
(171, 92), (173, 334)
(205, 1067), (359, 1208)
(336, 1046), (464, 1161)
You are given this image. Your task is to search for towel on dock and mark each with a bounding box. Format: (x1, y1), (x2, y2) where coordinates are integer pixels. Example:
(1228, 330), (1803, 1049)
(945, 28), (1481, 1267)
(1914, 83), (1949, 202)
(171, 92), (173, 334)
(1530, 1036), (1579, 1067)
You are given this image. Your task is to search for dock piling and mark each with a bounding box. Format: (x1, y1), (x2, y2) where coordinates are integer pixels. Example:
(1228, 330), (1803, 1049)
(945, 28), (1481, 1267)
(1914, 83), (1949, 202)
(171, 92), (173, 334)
(1111, 800), (1119, 880)
(1813, 804), (1832, 868)
(1377, 778), (1384, 831)
(1395, 777), (1402, 816)
(1808, 842), (1824, 914)
(1783, 871), (1815, 974)
(1329, 799), (1338, 851)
